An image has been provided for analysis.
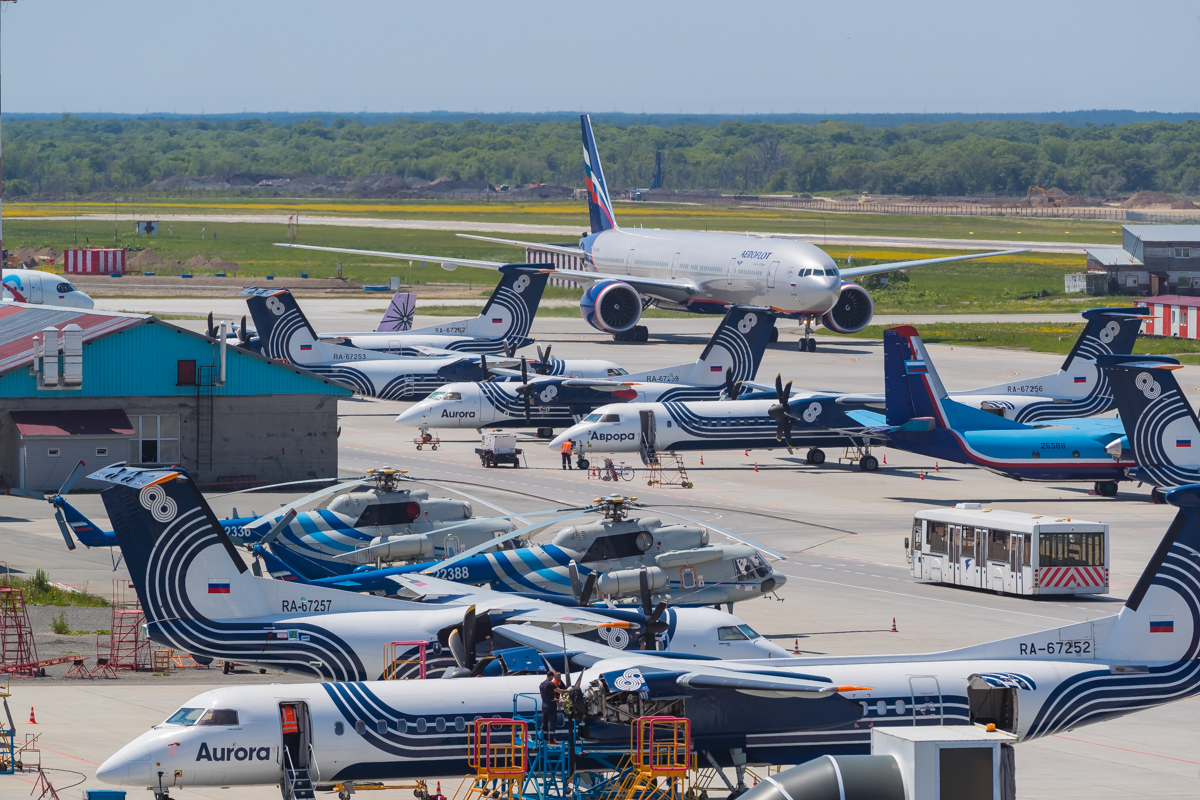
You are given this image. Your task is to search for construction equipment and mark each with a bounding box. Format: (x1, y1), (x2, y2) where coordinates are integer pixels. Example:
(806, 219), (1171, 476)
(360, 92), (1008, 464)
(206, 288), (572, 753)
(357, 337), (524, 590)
(645, 453), (693, 489)
(1027, 185), (1065, 207)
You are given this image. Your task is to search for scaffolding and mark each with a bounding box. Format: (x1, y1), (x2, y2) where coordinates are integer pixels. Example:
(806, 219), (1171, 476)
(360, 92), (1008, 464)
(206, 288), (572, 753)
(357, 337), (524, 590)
(0, 677), (13, 774)
(0, 583), (37, 676)
(103, 579), (148, 672)
(382, 640), (428, 680)
(610, 717), (692, 800)
(453, 718), (529, 800)
(644, 454), (693, 489)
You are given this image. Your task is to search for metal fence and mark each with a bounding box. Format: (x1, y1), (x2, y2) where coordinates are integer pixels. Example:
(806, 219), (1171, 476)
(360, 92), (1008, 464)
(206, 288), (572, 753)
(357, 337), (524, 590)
(639, 194), (1200, 223)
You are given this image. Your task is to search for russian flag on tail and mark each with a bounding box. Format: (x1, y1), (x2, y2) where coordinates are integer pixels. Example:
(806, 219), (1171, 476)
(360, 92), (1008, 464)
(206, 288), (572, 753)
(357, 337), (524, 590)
(710, 365), (723, 373)
(905, 360), (928, 375)
(1150, 617), (1174, 633)
(208, 581), (231, 594)
(492, 318), (503, 323)
(1178, 440), (1192, 448)
(299, 344), (312, 351)
(1074, 376), (1087, 384)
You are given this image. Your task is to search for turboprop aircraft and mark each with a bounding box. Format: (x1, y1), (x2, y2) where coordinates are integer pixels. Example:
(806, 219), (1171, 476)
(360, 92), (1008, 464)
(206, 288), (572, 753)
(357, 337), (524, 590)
(2, 268), (95, 308)
(88, 464), (790, 682)
(273, 494), (787, 609)
(99, 482), (1200, 794)
(847, 325), (1132, 495)
(243, 281), (620, 400)
(836, 306), (1148, 422)
(550, 374), (880, 470)
(274, 115), (1026, 351)
(395, 305), (776, 435)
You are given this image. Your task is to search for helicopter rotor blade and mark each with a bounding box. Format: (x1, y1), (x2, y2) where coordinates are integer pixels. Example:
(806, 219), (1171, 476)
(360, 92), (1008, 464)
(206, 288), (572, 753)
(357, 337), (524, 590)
(651, 509), (785, 560)
(55, 460), (87, 498)
(425, 507), (596, 573)
(53, 507), (76, 551)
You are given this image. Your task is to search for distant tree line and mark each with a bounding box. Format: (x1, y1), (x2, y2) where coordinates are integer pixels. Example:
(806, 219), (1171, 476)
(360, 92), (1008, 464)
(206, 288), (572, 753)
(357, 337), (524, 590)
(5, 114), (1200, 198)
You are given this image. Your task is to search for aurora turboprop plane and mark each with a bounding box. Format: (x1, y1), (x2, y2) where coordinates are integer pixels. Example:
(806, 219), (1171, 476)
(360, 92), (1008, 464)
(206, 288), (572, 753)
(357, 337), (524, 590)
(274, 115), (1026, 351)
(99, 482), (1200, 793)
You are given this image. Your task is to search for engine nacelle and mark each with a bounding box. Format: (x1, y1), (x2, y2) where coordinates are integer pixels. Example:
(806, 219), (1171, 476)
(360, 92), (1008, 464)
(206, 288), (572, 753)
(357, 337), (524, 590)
(598, 566), (667, 597)
(580, 280), (642, 333)
(821, 282), (875, 334)
(357, 533), (433, 562)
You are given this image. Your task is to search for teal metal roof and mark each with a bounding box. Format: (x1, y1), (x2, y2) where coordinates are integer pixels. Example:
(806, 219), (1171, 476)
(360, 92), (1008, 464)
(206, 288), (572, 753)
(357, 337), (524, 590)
(0, 308), (350, 399)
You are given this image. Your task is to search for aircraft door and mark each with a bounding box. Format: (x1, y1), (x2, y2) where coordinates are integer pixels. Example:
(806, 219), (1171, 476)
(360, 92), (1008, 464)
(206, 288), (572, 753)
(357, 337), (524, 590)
(766, 261), (780, 289)
(445, 535), (460, 557)
(726, 258), (736, 288)
(908, 676), (943, 724)
(626, 249), (636, 276)
(388, 339), (401, 353)
(279, 701), (312, 774)
(29, 275), (43, 304)
(639, 409), (657, 465)
(670, 252), (681, 279)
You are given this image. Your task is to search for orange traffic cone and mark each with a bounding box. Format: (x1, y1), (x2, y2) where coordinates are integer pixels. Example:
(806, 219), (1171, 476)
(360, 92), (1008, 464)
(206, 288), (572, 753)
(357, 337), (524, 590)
(754, 462), (758, 472)
(935, 461), (940, 472)
(882, 453), (887, 465)
(743, 449), (749, 457)
(891, 618), (898, 633)
(919, 470), (925, 480)
(700, 455), (704, 466)
(792, 638), (800, 654)
(28, 707), (36, 724)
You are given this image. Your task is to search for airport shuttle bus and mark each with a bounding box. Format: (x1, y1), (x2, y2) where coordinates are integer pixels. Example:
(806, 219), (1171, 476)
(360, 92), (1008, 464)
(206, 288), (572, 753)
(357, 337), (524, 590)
(907, 503), (1108, 596)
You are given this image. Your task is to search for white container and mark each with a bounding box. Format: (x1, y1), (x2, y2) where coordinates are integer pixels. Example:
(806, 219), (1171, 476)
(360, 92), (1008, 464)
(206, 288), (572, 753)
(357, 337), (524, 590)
(871, 725), (1017, 800)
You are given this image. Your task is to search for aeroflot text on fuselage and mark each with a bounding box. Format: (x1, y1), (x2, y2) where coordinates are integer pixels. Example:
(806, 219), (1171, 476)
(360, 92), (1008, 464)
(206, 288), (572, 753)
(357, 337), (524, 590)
(741, 250), (773, 260)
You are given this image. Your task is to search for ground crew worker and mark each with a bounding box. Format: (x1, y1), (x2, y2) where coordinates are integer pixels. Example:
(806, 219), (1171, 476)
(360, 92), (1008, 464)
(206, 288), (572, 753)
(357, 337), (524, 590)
(561, 439), (573, 470)
(539, 670), (565, 740)
(280, 704), (301, 767)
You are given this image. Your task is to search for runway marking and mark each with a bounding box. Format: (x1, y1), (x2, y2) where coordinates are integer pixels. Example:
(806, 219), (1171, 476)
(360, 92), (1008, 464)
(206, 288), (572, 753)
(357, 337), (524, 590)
(1050, 735), (1200, 766)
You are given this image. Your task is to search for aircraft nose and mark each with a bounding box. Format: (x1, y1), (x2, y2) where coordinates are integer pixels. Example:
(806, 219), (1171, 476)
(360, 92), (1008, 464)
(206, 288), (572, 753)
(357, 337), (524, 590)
(548, 429), (579, 450)
(97, 739), (151, 785)
(395, 404), (431, 424)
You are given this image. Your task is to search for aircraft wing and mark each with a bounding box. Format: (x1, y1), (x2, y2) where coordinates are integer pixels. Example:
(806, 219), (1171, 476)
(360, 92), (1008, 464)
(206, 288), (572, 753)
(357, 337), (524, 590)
(272, 242), (701, 301)
(835, 393), (886, 407)
(838, 248), (1030, 279)
(456, 234), (587, 258)
(496, 624), (841, 696)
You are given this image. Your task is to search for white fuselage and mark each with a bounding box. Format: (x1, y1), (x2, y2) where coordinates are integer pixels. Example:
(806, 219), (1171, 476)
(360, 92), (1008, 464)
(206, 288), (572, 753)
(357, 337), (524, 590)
(1, 269), (95, 308)
(585, 229), (842, 315)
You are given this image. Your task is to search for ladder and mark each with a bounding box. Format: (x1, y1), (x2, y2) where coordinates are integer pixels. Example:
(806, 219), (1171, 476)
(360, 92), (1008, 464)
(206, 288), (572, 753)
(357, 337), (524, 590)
(282, 747), (317, 800)
(0, 587), (38, 675)
(196, 365), (216, 471)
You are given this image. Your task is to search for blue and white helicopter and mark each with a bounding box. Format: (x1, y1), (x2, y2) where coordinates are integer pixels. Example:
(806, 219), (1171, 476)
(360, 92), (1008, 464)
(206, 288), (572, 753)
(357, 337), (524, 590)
(846, 325), (1134, 495)
(98, 481), (1200, 792)
(395, 305), (776, 434)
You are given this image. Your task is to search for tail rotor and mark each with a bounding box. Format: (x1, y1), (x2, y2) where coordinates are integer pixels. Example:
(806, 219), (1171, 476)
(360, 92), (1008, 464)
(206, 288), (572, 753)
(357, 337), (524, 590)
(48, 460), (87, 551)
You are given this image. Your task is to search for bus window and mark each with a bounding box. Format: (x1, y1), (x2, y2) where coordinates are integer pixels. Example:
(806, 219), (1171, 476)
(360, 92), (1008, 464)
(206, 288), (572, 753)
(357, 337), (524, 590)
(1023, 536), (1031, 564)
(988, 530), (1009, 562)
(961, 527), (976, 548)
(927, 522), (948, 553)
(1040, 532), (1104, 567)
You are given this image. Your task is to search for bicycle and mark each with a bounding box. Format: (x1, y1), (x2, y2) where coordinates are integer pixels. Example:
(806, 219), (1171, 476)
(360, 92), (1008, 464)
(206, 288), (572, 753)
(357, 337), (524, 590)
(600, 457), (635, 482)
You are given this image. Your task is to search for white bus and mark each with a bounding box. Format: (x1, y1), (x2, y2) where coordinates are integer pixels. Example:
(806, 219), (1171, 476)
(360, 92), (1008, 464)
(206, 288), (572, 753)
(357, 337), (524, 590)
(908, 503), (1108, 596)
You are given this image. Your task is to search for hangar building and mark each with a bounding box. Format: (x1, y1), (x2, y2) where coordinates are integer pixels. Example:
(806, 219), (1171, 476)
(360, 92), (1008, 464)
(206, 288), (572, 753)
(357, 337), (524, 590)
(1086, 225), (1200, 295)
(0, 304), (350, 492)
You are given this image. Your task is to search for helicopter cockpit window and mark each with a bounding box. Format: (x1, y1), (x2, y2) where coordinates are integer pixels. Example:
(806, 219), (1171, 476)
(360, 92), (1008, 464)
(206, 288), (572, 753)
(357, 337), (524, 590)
(734, 552), (771, 581)
(718, 626), (750, 641)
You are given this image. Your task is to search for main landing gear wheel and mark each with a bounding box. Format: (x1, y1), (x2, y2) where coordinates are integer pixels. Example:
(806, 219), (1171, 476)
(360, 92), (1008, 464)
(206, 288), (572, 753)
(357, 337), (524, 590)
(860, 454), (880, 472)
(613, 326), (649, 343)
(1094, 481), (1119, 497)
(806, 448), (826, 466)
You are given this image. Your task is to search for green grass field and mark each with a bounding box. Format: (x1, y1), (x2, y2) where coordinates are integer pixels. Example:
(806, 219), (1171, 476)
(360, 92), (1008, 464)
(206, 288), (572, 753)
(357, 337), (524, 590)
(5, 201), (1104, 313)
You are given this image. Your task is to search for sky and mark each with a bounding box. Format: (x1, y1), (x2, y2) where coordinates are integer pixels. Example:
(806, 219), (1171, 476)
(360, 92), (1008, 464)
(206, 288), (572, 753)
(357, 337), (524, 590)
(3, 0), (1198, 115)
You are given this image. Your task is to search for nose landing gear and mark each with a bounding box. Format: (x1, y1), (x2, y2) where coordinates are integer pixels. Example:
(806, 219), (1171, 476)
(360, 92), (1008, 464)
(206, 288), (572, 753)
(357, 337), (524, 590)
(798, 317), (817, 352)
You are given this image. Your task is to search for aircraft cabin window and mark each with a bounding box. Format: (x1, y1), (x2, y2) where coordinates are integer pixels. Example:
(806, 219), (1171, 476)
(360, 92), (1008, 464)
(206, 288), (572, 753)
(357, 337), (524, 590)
(582, 531), (654, 562)
(355, 501), (421, 528)
(166, 707), (206, 726)
(583, 413), (602, 423)
(718, 626), (750, 641)
(599, 414), (621, 423)
(197, 709), (239, 726)
(334, 721), (345, 735)
(443, 392), (462, 401)
(56, 283), (75, 293)
(737, 624), (760, 639)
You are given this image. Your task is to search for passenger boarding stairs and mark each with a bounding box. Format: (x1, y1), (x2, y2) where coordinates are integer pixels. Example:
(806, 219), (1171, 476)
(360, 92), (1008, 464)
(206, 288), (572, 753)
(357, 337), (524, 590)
(281, 748), (316, 800)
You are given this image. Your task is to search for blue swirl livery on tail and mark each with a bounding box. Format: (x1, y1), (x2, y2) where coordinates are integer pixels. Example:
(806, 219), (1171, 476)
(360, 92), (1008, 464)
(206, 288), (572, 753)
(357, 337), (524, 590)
(684, 305), (776, 387)
(1098, 354), (1200, 488)
(451, 265), (549, 351)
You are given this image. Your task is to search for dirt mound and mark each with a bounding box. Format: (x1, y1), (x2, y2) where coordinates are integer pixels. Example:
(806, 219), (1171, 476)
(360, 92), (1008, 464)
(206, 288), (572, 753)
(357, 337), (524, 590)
(1172, 199), (1198, 209)
(128, 249), (163, 268)
(207, 258), (239, 273)
(1121, 190), (1180, 208)
(182, 254), (210, 272)
(12, 247), (58, 267)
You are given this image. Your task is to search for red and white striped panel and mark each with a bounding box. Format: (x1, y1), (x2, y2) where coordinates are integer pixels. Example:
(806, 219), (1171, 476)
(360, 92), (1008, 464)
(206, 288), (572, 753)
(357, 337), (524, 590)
(1037, 566), (1107, 588)
(63, 248), (125, 275)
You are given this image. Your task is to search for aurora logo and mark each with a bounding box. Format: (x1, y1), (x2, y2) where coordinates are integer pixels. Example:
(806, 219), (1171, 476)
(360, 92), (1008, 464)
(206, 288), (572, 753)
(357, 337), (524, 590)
(441, 409), (476, 418)
(196, 743), (272, 761)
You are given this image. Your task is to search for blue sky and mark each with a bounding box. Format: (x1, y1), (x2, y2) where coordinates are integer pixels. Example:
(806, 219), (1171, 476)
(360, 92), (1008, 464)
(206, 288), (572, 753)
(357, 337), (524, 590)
(4, 0), (1198, 115)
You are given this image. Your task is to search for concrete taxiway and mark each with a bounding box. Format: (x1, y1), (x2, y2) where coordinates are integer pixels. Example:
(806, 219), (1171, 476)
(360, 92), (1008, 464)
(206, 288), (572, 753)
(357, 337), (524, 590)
(3, 311), (1198, 799)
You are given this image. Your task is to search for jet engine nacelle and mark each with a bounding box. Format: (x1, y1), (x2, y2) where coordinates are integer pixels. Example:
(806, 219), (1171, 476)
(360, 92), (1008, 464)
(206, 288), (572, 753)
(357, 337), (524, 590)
(358, 533), (433, 562)
(821, 282), (875, 334)
(580, 280), (643, 333)
(598, 566), (667, 597)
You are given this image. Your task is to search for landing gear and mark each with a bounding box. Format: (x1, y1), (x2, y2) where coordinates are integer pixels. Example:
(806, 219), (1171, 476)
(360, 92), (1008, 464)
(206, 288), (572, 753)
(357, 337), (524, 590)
(1151, 486), (1167, 504)
(859, 454), (880, 472)
(1094, 480), (1119, 498)
(536, 427), (555, 439)
(613, 326), (649, 343)
(798, 318), (817, 352)
(769, 327), (779, 343)
(805, 448), (826, 465)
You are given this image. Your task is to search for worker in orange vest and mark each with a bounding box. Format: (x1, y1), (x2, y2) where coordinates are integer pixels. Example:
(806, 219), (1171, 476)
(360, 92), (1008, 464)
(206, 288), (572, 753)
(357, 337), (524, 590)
(280, 704), (301, 767)
(561, 439), (573, 470)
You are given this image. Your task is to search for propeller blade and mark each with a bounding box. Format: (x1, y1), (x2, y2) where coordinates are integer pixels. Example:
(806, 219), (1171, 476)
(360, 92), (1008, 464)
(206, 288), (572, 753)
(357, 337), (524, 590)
(504, 338), (516, 358)
(480, 353), (489, 382)
(56, 460), (87, 497)
(568, 561), (582, 600)
(578, 572), (597, 607)
(448, 628), (467, 670)
(782, 380), (793, 406)
(653, 510), (784, 559)
(774, 373), (784, 400)
(54, 508), (76, 551)
(639, 568), (652, 616)
(425, 507), (596, 573)
(206, 312), (216, 339)
(462, 605), (477, 669)
(239, 315), (251, 345)
(648, 600), (668, 627)
(541, 345), (552, 371)
(521, 359), (529, 384)
(258, 508), (298, 546)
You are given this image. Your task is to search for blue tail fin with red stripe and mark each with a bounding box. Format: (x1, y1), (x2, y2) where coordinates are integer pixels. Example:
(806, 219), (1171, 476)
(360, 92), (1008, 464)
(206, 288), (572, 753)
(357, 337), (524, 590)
(581, 115), (618, 234)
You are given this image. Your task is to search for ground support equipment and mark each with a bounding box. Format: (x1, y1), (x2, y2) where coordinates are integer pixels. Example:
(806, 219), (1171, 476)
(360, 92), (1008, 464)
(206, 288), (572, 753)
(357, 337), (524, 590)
(645, 453), (693, 489)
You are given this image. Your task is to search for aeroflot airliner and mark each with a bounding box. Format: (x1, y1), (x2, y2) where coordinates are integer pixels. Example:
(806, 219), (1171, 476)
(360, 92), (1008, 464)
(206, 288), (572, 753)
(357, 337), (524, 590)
(100, 483), (1200, 792)
(276, 116), (1025, 351)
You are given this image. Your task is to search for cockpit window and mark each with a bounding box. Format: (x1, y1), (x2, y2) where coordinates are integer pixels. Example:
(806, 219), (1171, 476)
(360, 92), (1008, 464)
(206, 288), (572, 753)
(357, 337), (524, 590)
(165, 707), (205, 726)
(738, 624), (761, 639)
(718, 626), (750, 641)
(428, 390), (447, 400)
(607, 368), (628, 376)
(583, 413), (602, 423)
(734, 552), (771, 581)
(443, 392), (462, 401)
(197, 709), (240, 726)
(56, 283), (76, 293)
(599, 414), (621, 423)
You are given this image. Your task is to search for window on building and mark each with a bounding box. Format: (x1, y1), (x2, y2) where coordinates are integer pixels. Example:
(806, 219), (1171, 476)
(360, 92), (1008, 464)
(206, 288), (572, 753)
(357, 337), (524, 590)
(131, 415), (180, 464)
(47, 448), (60, 457)
(1175, 248), (1191, 258)
(96, 447), (108, 456)
(1127, 276), (1138, 287)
